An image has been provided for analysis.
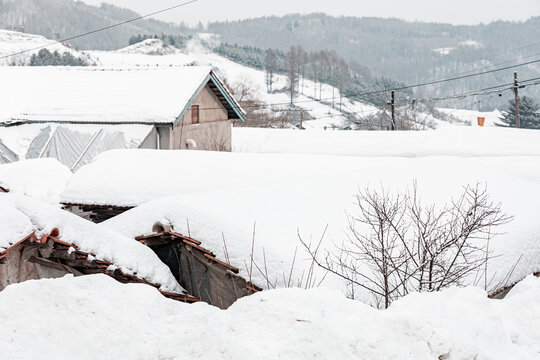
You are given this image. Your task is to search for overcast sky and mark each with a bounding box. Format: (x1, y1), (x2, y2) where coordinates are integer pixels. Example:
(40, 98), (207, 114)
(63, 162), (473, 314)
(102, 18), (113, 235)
(80, 0), (540, 26)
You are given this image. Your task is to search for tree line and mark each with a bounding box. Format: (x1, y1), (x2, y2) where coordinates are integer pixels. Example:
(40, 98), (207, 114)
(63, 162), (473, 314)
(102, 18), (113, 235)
(28, 49), (89, 66)
(273, 45), (410, 108)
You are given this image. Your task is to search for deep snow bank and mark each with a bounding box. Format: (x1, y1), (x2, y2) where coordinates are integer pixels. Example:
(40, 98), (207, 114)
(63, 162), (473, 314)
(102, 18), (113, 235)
(233, 127), (540, 157)
(0, 158), (72, 204)
(0, 274), (539, 360)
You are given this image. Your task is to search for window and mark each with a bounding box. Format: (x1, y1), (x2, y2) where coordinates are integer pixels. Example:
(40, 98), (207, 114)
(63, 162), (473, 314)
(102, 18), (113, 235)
(191, 105), (199, 124)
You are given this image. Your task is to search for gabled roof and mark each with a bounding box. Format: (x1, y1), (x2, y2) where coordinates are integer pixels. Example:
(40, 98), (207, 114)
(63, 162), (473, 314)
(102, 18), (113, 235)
(0, 66), (245, 126)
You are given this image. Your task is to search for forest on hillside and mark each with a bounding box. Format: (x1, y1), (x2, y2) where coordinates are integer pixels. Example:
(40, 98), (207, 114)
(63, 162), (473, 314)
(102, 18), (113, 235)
(207, 14), (540, 109)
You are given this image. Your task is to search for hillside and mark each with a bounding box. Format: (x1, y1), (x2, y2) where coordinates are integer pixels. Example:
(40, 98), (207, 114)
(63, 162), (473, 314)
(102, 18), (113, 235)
(0, 0), (190, 50)
(207, 14), (540, 109)
(0, 29), (86, 65)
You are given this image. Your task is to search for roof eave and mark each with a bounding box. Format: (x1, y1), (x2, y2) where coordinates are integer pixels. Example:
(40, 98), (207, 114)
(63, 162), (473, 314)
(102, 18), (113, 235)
(209, 71), (246, 122)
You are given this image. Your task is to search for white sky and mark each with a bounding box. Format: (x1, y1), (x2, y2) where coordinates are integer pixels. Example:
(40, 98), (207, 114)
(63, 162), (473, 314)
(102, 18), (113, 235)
(79, 0), (540, 26)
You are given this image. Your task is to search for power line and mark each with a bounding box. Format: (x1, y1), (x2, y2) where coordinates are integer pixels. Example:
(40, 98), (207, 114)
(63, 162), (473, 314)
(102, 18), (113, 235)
(241, 57), (540, 108)
(469, 40), (540, 63)
(184, 75), (540, 115)
(0, 0), (198, 61)
(410, 50), (540, 86)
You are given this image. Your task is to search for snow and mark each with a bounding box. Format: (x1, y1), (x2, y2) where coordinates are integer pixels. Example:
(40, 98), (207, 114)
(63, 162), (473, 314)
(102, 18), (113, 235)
(438, 108), (503, 127)
(0, 193), (182, 293)
(233, 126), (540, 157)
(0, 30), (84, 65)
(0, 158), (72, 204)
(116, 39), (179, 56)
(433, 47), (455, 56)
(0, 66), (212, 125)
(0, 273), (539, 359)
(460, 40), (484, 49)
(90, 129), (540, 293)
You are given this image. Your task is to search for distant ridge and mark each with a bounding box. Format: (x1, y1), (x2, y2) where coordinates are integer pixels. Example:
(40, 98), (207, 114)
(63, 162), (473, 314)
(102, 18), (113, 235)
(0, 0), (190, 50)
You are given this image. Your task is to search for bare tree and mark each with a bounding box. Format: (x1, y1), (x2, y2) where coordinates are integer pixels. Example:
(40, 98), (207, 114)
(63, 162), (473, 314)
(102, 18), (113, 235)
(310, 52), (320, 99)
(264, 49), (277, 93)
(286, 46), (299, 105)
(198, 122), (231, 151)
(300, 183), (512, 308)
(337, 59), (350, 112)
(296, 46), (307, 95)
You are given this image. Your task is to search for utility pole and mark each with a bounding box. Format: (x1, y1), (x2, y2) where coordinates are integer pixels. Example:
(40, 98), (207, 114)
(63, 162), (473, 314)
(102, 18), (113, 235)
(391, 90), (396, 131)
(299, 109), (303, 130)
(514, 72), (520, 128)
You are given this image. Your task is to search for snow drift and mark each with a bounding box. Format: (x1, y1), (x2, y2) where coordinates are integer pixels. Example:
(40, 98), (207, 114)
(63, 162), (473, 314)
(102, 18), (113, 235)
(0, 274), (539, 360)
(0, 158), (72, 204)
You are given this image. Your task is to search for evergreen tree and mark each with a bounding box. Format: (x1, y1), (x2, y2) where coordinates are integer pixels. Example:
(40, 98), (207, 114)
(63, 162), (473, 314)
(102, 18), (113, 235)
(497, 96), (540, 129)
(29, 49), (88, 66)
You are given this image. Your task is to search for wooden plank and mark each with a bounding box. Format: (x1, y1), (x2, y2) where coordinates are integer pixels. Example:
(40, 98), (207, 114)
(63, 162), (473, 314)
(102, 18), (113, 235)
(28, 256), (83, 276)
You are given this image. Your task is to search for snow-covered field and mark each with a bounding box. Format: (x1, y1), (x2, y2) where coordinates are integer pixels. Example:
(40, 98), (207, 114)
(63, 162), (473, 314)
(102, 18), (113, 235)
(1, 273), (539, 359)
(233, 126), (540, 156)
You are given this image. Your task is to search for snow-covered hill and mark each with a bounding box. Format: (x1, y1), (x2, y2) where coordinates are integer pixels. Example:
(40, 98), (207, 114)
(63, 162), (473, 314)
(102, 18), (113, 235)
(116, 38), (179, 56)
(0, 30), (87, 65)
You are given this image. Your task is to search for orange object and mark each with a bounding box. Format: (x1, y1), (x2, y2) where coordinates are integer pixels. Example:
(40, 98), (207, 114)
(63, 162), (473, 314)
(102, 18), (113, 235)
(477, 117), (485, 127)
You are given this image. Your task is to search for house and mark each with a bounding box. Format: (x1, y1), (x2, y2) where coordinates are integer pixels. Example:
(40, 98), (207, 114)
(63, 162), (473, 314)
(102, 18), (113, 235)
(0, 66), (245, 170)
(0, 193), (194, 302)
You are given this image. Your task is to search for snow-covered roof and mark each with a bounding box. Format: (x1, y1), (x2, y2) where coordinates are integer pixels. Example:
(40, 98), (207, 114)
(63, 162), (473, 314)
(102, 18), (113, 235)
(62, 149), (302, 207)
(0, 193), (182, 293)
(0, 66), (242, 125)
(0, 158), (72, 204)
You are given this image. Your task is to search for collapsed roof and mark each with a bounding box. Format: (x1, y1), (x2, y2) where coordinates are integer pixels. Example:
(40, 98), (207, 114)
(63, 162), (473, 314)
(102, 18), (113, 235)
(0, 193), (183, 294)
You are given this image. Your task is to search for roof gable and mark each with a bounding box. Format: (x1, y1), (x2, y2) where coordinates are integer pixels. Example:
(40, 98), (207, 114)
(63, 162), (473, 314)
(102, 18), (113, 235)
(173, 70), (245, 127)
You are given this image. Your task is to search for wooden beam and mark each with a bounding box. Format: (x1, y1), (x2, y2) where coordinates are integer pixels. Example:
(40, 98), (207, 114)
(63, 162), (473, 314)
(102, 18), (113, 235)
(28, 256), (84, 276)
